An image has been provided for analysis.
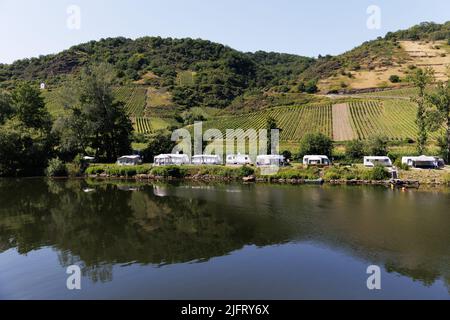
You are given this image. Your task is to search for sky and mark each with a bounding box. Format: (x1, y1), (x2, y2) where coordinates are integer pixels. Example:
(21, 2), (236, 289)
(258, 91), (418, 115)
(1, 0), (449, 64)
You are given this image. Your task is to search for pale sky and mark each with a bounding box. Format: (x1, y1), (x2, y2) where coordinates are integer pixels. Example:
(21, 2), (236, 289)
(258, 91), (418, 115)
(1, 0), (449, 64)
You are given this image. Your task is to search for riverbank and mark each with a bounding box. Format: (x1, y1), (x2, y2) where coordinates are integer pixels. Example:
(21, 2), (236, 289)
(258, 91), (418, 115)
(83, 163), (450, 187)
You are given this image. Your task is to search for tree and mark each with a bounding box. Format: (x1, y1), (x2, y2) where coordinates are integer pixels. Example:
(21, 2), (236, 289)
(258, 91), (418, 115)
(346, 139), (365, 161)
(0, 90), (13, 124)
(0, 119), (53, 176)
(426, 80), (450, 163)
(367, 135), (388, 156)
(298, 133), (333, 159)
(11, 82), (51, 131)
(266, 116), (279, 154)
(408, 67), (434, 154)
(55, 64), (133, 162)
(142, 130), (176, 163)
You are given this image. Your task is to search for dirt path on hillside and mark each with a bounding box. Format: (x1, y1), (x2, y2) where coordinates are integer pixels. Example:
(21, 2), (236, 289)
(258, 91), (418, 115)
(332, 103), (356, 141)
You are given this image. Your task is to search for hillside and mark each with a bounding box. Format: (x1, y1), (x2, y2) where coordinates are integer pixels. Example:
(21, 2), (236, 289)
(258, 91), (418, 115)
(1, 21), (449, 147)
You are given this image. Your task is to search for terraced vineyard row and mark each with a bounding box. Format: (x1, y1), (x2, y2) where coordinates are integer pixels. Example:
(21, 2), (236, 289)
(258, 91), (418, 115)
(201, 104), (333, 141)
(113, 86), (147, 117)
(133, 117), (173, 133)
(348, 99), (441, 140)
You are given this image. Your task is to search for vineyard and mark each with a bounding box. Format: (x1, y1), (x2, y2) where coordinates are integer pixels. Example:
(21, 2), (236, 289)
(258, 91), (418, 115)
(348, 99), (441, 140)
(113, 86), (147, 117)
(133, 117), (174, 133)
(200, 103), (333, 141)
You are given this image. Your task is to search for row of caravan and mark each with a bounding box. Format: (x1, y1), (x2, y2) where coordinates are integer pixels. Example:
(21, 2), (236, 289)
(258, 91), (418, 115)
(117, 154), (445, 169)
(153, 154), (286, 166)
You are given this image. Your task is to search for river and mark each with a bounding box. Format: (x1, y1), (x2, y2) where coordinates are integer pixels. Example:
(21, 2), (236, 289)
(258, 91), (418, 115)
(0, 179), (449, 299)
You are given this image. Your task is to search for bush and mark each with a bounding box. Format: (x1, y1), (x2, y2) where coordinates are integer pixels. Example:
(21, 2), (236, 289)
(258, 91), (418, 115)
(150, 165), (187, 178)
(389, 75), (401, 83)
(394, 158), (409, 170)
(346, 140), (365, 161)
(269, 167), (320, 180)
(239, 165), (255, 177)
(298, 133), (333, 159)
(369, 165), (391, 180)
(46, 158), (68, 177)
(367, 135), (388, 156)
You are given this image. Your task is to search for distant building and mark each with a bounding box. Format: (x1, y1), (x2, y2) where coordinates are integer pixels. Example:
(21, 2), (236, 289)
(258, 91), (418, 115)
(40, 83), (46, 90)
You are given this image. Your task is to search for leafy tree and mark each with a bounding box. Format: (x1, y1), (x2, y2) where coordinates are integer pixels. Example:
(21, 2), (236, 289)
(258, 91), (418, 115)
(346, 140), (366, 161)
(298, 133), (333, 159)
(367, 135), (388, 156)
(0, 119), (53, 176)
(426, 79), (450, 162)
(408, 67), (434, 154)
(142, 130), (177, 163)
(0, 90), (13, 124)
(266, 116), (278, 154)
(55, 64), (133, 162)
(11, 82), (51, 131)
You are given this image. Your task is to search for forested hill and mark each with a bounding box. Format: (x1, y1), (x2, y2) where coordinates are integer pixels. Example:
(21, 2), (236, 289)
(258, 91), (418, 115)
(0, 21), (449, 108)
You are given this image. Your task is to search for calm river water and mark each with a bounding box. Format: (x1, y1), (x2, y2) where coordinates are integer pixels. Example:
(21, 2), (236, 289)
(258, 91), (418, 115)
(0, 178), (449, 299)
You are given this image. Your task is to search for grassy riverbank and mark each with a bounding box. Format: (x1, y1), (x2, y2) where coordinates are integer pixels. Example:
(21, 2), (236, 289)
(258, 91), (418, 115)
(83, 163), (450, 186)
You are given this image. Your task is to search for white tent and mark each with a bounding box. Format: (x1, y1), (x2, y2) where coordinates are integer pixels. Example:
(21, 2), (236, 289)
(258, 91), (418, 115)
(256, 155), (285, 166)
(117, 155), (142, 166)
(192, 155), (221, 165)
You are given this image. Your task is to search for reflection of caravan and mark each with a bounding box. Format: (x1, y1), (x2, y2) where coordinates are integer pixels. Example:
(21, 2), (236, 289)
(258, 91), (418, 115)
(256, 155), (285, 166)
(192, 155), (221, 165)
(226, 154), (252, 165)
(303, 155), (331, 166)
(363, 156), (392, 167)
(402, 155), (438, 169)
(154, 154), (190, 166)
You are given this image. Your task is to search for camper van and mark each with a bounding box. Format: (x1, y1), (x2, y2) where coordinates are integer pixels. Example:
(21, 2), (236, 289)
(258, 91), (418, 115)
(363, 156), (393, 167)
(402, 155), (438, 169)
(256, 155), (285, 166)
(226, 154), (252, 165)
(154, 154), (190, 166)
(117, 155), (142, 166)
(192, 155), (222, 165)
(303, 155), (331, 166)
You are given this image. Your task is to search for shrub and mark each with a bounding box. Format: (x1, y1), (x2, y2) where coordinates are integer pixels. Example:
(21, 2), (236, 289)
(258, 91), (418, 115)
(239, 165), (255, 177)
(46, 158), (68, 177)
(298, 133), (333, 159)
(346, 140), (365, 161)
(367, 135), (388, 156)
(393, 158), (409, 170)
(369, 165), (391, 180)
(389, 75), (401, 83)
(150, 165), (187, 178)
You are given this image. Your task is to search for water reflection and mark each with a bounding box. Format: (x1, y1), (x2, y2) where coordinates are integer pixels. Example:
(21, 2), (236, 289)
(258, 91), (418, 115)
(0, 179), (449, 293)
